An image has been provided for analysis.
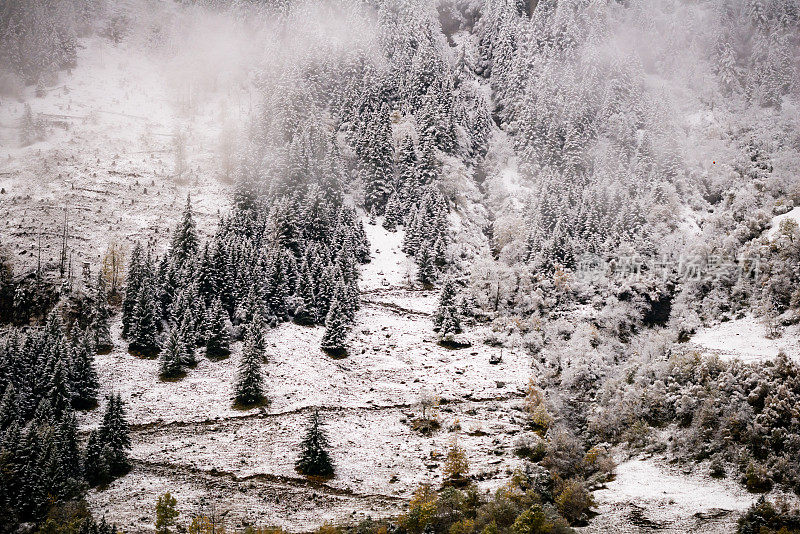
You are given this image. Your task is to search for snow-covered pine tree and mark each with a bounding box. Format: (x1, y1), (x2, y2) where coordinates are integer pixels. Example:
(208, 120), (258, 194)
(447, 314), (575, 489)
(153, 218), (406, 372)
(70, 330), (99, 410)
(92, 271), (113, 354)
(320, 281), (349, 357)
(159, 327), (186, 380)
(98, 393), (131, 477)
(416, 242), (436, 289)
(434, 277), (463, 343)
(383, 192), (401, 232)
(177, 314), (198, 367)
(48, 359), (73, 422)
(295, 410), (334, 478)
(233, 318), (266, 408)
(171, 194), (199, 268)
(294, 258), (317, 326)
(84, 428), (110, 486)
(121, 242), (145, 339)
(362, 103), (394, 215)
(0, 383), (20, 429)
(396, 135), (419, 207)
(205, 297), (230, 359)
(128, 274), (161, 358)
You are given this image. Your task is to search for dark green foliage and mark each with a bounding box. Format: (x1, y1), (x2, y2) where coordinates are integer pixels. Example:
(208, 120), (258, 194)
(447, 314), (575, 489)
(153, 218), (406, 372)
(159, 328), (186, 380)
(205, 297), (230, 359)
(121, 242), (144, 339)
(84, 429), (110, 487)
(70, 331), (99, 410)
(96, 394), (131, 478)
(295, 410), (334, 478)
(234, 319), (266, 407)
(416, 244), (436, 289)
(170, 195), (199, 268)
(128, 276), (161, 358)
(320, 284), (348, 357)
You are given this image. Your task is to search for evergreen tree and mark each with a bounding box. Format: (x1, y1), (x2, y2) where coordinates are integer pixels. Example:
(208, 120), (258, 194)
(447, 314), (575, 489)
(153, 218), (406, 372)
(48, 360), (73, 422)
(171, 195), (199, 267)
(55, 411), (82, 483)
(295, 410), (334, 478)
(434, 277), (462, 343)
(159, 327), (186, 380)
(84, 428), (110, 486)
(121, 242), (145, 339)
(128, 275), (161, 358)
(396, 135), (419, 206)
(70, 330), (99, 410)
(98, 394), (131, 477)
(320, 284), (349, 357)
(383, 192), (401, 232)
(92, 272), (113, 354)
(416, 243), (436, 288)
(0, 383), (19, 430)
(233, 319), (266, 407)
(362, 103), (394, 214)
(205, 297), (230, 359)
(178, 314), (198, 367)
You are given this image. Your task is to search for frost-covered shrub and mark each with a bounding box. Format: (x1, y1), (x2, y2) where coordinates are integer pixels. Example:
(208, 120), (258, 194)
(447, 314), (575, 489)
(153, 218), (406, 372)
(744, 462), (773, 493)
(514, 434), (546, 462)
(554, 478), (594, 525)
(737, 497), (800, 534)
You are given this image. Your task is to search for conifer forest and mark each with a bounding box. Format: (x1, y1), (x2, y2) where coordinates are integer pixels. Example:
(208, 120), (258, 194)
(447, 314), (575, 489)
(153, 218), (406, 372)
(1, 0), (800, 532)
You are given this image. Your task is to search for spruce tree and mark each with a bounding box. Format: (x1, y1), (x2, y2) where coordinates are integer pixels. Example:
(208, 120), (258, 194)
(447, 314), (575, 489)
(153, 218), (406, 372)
(205, 297), (230, 359)
(121, 242), (145, 339)
(55, 411), (82, 483)
(48, 360), (73, 422)
(92, 272), (113, 354)
(159, 327), (186, 380)
(170, 195), (199, 267)
(233, 319), (266, 408)
(98, 394), (131, 477)
(295, 410), (334, 478)
(129, 276), (161, 358)
(71, 331), (99, 410)
(416, 242), (436, 288)
(383, 192), (401, 232)
(320, 286), (348, 357)
(84, 428), (110, 486)
(0, 383), (19, 430)
(178, 314), (198, 367)
(434, 277), (462, 343)
(396, 135), (419, 206)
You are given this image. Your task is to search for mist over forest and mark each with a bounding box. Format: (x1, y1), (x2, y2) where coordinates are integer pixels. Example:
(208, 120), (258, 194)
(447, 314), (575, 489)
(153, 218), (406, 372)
(1, 0), (800, 532)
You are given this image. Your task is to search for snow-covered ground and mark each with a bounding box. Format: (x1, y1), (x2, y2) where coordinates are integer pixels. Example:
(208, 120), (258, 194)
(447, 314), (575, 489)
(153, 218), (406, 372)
(579, 457), (756, 534)
(83, 220), (532, 531)
(0, 34), (236, 272)
(767, 206), (800, 239)
(689, 315), (800, 363)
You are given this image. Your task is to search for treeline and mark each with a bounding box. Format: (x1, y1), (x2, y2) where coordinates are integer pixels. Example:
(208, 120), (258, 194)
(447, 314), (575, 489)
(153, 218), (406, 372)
(0, 311), (129, 529)
(0, 0), (102, 87)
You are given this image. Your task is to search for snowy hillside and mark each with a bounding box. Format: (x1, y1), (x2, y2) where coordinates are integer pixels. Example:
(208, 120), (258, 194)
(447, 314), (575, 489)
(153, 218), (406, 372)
(3, 0), (800, 533)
